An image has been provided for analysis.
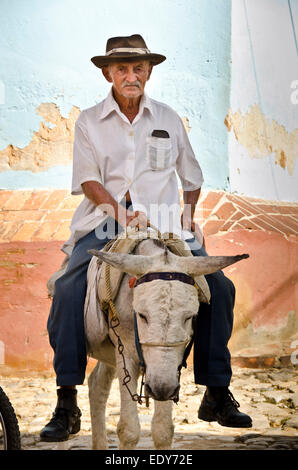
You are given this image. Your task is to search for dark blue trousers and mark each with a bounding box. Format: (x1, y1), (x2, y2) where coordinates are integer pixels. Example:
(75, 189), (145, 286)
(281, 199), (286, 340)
(47, 221), (235, 387)
(186, 237), (235, 387)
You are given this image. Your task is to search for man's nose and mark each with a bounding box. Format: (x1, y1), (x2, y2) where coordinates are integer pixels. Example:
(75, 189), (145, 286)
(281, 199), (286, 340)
(126, 68), (138, 82)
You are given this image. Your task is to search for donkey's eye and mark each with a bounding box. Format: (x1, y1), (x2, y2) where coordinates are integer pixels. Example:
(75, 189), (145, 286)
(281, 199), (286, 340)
(184, 316), (193, 324)
(138, 313), (148, 323)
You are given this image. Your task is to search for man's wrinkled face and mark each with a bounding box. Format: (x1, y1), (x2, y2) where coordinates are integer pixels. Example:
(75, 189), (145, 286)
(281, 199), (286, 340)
(103, 60), (153, 99)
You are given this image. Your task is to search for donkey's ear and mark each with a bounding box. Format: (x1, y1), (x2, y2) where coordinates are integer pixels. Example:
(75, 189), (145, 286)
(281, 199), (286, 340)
(88, 250), (154, 276)
(176, 253), (249, 276)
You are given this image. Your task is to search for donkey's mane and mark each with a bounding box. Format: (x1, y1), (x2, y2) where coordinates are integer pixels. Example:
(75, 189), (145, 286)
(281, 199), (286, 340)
(152, 238), (167, 249)
(133, 236), (169, 262)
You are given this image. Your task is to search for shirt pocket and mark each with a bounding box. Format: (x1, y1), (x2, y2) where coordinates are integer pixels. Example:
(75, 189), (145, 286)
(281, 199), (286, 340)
(146, 136), (172, 170)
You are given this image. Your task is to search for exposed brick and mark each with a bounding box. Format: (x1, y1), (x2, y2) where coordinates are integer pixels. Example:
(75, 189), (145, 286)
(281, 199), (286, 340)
(213, 201), (236, 220)
(230, 210), (246, 221)
(0, 210), (45, 222)
(274, 215), (298, 232)
(243, 196), (270, 204)
(203, 219), (225, 236)
(253, 203), (298, 216)
(44, 210), (74, 222)
(21, 191), (51, 210)
(235, 218), (265, 231)
(40, 190), (69, 210)
(0, 191), (13, 209)
(200, 191), (224, 210)
(11, 222), (41, 242)
(220, 220), (236, 231)
(276, 205), (298, 216)
(0, 221), (23, 241)
(228, 221), (259, 232)
(194, 206), (212, 220)
(0, 189), (296, 242)
(251, 203), (279, 214)
(235, 205), (262, 217)
(256, 215), (297, 234)
(31, 221), (61, 241)
(2, 191), (32, 210)
(193, 217), (204, 227)
(226, 194), (259, 216)
(52, 221), (71, 241)
(59, 195), (83, 210)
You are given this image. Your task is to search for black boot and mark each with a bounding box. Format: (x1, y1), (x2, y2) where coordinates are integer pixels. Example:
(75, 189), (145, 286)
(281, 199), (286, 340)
(40, 388), (82, 442)
(198, 387), (252, 428)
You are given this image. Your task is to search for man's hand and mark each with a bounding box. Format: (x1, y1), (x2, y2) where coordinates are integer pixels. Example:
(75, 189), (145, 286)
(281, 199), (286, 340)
(126, 210), (150, 230)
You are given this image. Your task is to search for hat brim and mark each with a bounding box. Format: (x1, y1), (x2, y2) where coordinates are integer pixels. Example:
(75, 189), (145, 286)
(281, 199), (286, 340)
(91, 53), (166, 69)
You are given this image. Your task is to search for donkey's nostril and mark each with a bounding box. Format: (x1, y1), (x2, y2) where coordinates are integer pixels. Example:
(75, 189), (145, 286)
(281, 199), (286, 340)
(145, 383), (180, 401)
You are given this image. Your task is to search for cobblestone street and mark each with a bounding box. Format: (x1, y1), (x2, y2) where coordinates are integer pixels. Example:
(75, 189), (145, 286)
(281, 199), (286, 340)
(1, 365), (297, 451)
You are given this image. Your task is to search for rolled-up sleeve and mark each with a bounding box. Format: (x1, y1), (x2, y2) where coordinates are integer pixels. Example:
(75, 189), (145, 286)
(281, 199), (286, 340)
(71, 111), (102, 195)
(175, 118), (204, 191)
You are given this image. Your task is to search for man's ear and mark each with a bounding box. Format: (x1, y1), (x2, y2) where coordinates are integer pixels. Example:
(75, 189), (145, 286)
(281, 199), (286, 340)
(102, 66), (113, 83)
(146, 64), (153, 82)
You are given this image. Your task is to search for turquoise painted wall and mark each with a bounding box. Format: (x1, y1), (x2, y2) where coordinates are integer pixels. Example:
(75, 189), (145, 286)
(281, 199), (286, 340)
(0, 0), (231, 190)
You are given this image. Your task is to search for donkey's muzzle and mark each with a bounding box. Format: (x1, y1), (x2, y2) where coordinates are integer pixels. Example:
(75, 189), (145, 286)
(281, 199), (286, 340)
(145, 383), (180, 402)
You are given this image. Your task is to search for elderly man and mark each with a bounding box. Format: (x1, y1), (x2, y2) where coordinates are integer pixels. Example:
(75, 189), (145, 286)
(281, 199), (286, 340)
(40, 34), (252, 442)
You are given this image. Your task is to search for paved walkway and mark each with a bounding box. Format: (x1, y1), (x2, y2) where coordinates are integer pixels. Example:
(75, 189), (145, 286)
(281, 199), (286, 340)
(1, 365), (297, 450)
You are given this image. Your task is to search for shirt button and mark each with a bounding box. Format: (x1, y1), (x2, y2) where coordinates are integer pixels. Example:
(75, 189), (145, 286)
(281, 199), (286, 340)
(129, 154), (135, 160)
(127, 178), (132, 184)
(129, 131), (134, 137)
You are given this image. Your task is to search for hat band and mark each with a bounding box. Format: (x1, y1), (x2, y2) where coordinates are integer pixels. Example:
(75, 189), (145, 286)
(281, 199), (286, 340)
(106, 47), (151, 56)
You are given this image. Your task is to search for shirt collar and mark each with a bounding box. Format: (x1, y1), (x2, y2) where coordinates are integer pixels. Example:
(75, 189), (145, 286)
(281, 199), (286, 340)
(97, 88), (154, 121)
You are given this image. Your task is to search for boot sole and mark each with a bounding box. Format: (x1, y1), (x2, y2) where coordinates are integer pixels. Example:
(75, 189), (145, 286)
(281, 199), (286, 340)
(40, 420), (81, 442)
(199, 410), (252, 428)
(40, 435), (70, 442)
(198, 409), (216, 422)
(217, 418), (253, 428)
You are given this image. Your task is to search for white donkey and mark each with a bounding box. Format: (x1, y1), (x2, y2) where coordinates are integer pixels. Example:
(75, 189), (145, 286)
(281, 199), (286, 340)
(85, 237), (248, 450)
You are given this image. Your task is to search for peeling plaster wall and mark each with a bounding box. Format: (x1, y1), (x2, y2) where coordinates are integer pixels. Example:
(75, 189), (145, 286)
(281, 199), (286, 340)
(0, 0), (231, 191)
(228, 0), (298, 202)
(225, 104), (298, 176)
(0, 104), (80, 173)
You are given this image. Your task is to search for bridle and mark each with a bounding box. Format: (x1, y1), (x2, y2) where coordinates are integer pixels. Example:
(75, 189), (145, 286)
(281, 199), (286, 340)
(100, 228), (200, 406)
(101, 236), (201, 405)
(131, 271), (198, 404)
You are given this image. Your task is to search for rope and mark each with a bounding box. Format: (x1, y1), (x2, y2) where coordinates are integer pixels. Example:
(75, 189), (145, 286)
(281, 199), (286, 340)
(104, 223), (162, 322)
(105, 236), (122, 322)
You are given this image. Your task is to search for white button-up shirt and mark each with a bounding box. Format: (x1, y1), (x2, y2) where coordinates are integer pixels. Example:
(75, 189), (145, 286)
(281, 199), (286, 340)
(62, 89), (203, 255)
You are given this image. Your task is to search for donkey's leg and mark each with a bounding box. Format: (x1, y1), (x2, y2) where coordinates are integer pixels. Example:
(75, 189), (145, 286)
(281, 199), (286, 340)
(88, 361), (115, 450)
(116, 360), (140, 450)
(151, 401), (174, 449)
